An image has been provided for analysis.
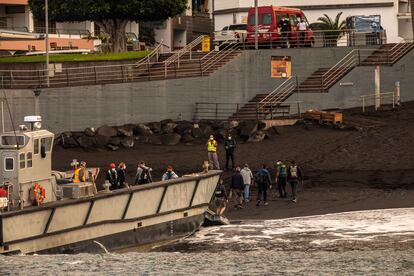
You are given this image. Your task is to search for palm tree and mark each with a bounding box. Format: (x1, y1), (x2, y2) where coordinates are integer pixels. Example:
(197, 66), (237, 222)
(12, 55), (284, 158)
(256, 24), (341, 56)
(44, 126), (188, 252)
(314, 12), (346, 47)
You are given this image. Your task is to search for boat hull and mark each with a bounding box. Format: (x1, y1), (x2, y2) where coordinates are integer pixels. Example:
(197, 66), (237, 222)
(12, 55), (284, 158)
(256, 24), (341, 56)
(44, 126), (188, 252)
(0, 171), (221, 254)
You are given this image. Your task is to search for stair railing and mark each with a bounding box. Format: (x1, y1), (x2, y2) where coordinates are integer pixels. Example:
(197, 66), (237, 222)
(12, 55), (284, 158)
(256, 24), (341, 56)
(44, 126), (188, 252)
(321, 49), (359, 91)
(389, 39), (414, 63)
(256, 76), (297, 117)
(135, 39), (164, 66)
(200, 41), (240, 74)
(164, 35), (207, 68)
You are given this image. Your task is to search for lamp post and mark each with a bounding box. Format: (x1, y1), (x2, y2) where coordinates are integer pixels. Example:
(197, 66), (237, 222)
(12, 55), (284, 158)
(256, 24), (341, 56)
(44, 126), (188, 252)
(45, 0), (50, 87)
(254, 0), (258, 50)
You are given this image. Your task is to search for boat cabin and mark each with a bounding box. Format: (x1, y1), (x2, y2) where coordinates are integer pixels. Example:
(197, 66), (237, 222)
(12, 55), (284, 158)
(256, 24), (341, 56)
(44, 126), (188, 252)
(0, 116), (56, 208)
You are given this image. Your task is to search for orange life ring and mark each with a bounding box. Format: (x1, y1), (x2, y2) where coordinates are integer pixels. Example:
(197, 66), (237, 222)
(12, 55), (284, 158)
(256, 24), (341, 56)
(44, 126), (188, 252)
(33, 183), (46, 206)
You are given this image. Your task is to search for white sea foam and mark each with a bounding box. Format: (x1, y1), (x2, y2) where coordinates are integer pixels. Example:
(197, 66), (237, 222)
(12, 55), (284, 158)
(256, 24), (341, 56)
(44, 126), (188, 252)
(189, 208), (414, 247)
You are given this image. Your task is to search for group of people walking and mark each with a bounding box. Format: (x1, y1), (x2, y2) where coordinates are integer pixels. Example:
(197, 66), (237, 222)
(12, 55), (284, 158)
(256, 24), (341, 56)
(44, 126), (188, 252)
(214, 160), (303, 214)
(208, 133), (303, 210)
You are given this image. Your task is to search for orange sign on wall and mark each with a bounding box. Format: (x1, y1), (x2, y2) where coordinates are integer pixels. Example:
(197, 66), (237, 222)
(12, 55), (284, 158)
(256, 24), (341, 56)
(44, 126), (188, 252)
(271, 56), (292, 78)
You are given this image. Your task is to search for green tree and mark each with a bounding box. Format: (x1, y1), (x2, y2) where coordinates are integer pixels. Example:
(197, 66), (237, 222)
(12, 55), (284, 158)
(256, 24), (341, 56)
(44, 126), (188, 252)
(314, 12), (346, 47)
(28, 0), (187, 52)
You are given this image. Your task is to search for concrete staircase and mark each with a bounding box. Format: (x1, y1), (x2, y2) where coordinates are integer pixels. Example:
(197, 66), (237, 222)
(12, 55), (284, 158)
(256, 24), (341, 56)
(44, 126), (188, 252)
(230, 41), (414, 120)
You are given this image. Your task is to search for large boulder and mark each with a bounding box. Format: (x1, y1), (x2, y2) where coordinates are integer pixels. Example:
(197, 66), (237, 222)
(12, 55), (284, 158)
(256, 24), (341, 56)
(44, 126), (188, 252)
(229, 120), (239, 129)
(214, 128), (227, 141)
(265, 126), (279, 139)
(257, 121), (267, 131)
(108, 137), (121, 147)
(118, 125), (134, 137)
(238, 120), (258, 140)
(95, 134), (110, 147)
(96, 125), (118, 137)
(181, 133), (194, 143)
(84, 127), (95, 137)
(160, 119), (174, 126)
(149, 135), (163, 145)
(248, 130), (266, 143)
(133, 124), (153, 136)
(202, 125), (213, 137)
(161, 133), (181, 146)
(162, 122), (177, 134)
(76, 135), (96, 149)
(60, 132), (79, 148)
(106, 144), (119, 151)
(146, 122), (162, 134)
(121, 137), (134, 148)
(191, 127), (204, 139)
(175, 122), (194, 135)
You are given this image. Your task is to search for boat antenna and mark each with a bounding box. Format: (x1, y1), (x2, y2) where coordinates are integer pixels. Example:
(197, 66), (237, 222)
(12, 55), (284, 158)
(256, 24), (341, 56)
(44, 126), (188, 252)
(1, 76), (20, 149)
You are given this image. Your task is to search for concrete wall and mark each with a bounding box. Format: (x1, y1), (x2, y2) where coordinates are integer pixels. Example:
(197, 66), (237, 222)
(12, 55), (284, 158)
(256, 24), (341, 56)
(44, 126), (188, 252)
(1, 47), (412, 133)
(286, 49), (414, 111)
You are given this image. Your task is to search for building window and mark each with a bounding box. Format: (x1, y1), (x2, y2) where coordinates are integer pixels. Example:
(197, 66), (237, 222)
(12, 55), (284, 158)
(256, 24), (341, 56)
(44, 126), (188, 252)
(41, 137), (53, 152)
(19, 153), (26, 169)
(5, 157), (14, 171)
(27, 152), (33, 168)
(34, 139), (39, 154)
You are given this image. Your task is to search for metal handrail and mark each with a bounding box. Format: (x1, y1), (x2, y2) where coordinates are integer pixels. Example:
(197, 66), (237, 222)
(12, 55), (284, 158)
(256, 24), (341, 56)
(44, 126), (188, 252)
(201, 42), (240, 73)
(164, 35), (207, 66)
(135, 39), (163, 66)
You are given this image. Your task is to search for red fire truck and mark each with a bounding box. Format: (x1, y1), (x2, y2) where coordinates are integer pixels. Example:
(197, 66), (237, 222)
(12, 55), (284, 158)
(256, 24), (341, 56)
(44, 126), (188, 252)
(246, 6), (314, 47)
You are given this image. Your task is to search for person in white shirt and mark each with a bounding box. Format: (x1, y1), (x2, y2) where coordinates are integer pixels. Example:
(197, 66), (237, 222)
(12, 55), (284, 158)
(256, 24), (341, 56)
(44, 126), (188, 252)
(297, 18), (308, 47)
(240, 164), (254, 202)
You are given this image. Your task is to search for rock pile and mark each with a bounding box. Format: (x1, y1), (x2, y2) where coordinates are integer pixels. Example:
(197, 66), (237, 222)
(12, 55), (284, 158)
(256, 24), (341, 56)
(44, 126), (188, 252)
(54, 119), (280, 150)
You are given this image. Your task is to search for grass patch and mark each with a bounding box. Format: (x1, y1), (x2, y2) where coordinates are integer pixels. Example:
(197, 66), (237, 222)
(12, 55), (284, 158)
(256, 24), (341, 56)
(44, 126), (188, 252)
(0, 51), (149, 63)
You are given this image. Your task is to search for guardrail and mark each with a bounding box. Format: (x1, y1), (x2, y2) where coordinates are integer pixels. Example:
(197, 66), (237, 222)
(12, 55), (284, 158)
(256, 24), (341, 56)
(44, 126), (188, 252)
(164, 35), (207, 68)
(231, 29), (387, 48)
(360, 91), (400, 112)
(194, 101), (302, 120)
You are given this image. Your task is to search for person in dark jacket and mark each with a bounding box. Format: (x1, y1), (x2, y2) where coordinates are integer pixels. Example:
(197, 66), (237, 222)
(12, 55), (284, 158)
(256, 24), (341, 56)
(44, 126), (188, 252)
(255, 164), (272, 207)
(224, 134), (236, 170)
(213, 179), (228, 215)
(287, 160), (303, 203)
(277, 16), (291, 48)
(117, 162), (127, 188)
(106, 163), (119, 190)
(230, 167), (244, 209)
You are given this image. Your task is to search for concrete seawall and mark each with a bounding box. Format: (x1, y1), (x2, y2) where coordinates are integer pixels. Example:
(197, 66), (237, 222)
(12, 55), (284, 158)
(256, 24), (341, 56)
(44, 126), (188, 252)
(1, 47), (412, 133)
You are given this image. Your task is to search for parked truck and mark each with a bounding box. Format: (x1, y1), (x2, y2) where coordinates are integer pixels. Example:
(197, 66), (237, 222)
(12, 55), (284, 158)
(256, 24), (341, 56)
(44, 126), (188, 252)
(213, 24), (247, 45)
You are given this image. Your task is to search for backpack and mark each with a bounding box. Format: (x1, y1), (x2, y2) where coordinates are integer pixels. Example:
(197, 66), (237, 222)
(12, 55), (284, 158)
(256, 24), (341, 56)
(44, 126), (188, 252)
(279, 165), (287, 176)
(255, 169), (268, 184)
(290, 166), (298, 179)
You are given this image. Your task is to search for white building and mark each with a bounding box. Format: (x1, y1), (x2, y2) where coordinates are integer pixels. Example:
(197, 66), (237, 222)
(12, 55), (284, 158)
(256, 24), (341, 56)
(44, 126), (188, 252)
(214, 0), (413, 43)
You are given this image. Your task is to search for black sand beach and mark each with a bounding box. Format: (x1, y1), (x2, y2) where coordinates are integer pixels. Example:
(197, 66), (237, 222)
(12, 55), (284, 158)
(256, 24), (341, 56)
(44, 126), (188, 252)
(52, 102), (414, 220)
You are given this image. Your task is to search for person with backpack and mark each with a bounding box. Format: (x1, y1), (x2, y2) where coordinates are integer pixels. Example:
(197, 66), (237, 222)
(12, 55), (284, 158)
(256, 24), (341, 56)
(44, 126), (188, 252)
(288, 160), (303, 203)
(162, 165), (179, 181)
(255, 164), (272, 207)
(134, 161), (153, 185)
(275, 160), (288, 198)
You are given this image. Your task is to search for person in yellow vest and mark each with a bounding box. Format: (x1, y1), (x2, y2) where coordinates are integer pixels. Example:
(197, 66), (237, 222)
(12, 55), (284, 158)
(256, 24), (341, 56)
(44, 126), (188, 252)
(73, 161), (87, 183)
(207, 135), (220, 170)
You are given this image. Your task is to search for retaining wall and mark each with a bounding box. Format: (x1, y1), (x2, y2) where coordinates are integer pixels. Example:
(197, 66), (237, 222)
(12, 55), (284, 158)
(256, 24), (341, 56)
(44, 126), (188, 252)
(1, 47), (412, 133)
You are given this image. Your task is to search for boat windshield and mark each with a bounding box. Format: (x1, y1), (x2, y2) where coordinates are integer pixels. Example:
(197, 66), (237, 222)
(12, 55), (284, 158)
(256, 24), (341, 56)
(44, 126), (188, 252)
(1, 135), (25, 147)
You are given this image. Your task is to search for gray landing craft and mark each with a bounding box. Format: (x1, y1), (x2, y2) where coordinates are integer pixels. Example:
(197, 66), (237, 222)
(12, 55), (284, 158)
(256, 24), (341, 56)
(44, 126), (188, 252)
(0, 116), (221, 254)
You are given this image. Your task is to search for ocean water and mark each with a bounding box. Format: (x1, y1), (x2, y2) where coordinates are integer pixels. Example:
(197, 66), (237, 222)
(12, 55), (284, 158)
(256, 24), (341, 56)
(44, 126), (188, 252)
(1, 208), (414, 275)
